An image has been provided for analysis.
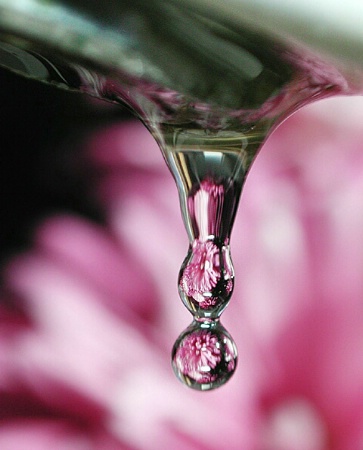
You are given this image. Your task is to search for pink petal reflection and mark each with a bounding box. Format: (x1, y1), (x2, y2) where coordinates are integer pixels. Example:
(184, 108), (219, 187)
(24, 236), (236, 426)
(175, 329), (221, 383)
(181, 240), (220, 303)
(191, 179), (225, 240)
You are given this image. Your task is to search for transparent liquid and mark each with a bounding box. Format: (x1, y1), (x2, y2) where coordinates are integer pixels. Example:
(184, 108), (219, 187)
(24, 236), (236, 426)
(0, 11), (360, 389)
(150, 123), (273, 389)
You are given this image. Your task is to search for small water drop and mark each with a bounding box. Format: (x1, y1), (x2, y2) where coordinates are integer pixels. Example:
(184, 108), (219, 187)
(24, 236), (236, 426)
(171, 319), (238, 391)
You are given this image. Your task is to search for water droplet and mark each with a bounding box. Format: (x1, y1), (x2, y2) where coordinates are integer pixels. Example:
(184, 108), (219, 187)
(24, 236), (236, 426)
(157, 127), (263, 389)
(172, 319), (237, 391)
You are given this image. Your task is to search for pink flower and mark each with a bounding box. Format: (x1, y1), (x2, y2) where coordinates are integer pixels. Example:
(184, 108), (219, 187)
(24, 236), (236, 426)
(1, 94), (363, 449)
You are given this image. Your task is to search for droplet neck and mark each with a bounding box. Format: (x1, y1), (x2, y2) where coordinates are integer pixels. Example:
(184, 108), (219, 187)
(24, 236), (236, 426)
(185, 178), (235, 243)
(155, 122), (270, 242)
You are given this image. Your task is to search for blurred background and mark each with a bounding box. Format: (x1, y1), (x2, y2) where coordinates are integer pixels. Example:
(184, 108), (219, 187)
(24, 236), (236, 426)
(1, 63), (363, 449)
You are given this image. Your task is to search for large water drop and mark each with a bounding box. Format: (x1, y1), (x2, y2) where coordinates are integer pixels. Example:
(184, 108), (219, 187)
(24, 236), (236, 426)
(172, 319), (238, 391)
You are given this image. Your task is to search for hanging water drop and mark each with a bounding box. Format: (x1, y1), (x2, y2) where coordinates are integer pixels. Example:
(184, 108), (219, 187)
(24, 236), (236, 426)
(154, 124), (271, 389)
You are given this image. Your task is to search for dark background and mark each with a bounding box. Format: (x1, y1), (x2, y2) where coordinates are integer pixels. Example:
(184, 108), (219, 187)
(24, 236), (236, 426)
(0, 67), (130, 265)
